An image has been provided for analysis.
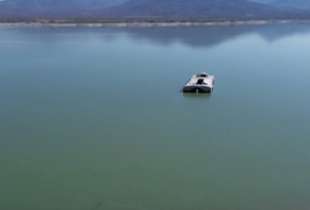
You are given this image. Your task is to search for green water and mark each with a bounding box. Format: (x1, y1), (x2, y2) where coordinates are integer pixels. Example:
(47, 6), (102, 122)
(1, 24), (310, 210)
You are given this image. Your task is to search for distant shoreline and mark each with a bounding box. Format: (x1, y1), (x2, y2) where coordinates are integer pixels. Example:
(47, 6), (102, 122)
(0, 19), (310, 28)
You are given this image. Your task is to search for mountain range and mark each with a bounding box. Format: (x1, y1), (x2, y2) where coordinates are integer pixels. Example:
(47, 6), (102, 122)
(251, 0), (310, 9)
(0, 0), (309, 21)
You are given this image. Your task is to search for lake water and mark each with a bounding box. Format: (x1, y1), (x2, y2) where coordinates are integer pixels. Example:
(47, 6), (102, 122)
(1, 23), (310, 210)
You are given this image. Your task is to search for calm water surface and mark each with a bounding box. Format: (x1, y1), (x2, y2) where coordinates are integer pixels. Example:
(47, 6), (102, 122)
(1, 24), (310, 210)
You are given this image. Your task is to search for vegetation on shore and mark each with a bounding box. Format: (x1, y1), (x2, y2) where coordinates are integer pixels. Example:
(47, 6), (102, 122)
(0, 18), (309, 28)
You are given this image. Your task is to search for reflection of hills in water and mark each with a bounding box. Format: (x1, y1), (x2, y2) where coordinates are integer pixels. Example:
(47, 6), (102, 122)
(113, 23), (310, 48)
(4, 23), (310, 48)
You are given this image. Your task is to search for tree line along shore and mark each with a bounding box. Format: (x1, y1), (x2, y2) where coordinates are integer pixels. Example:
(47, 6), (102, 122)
(0, 18), (310, 27)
